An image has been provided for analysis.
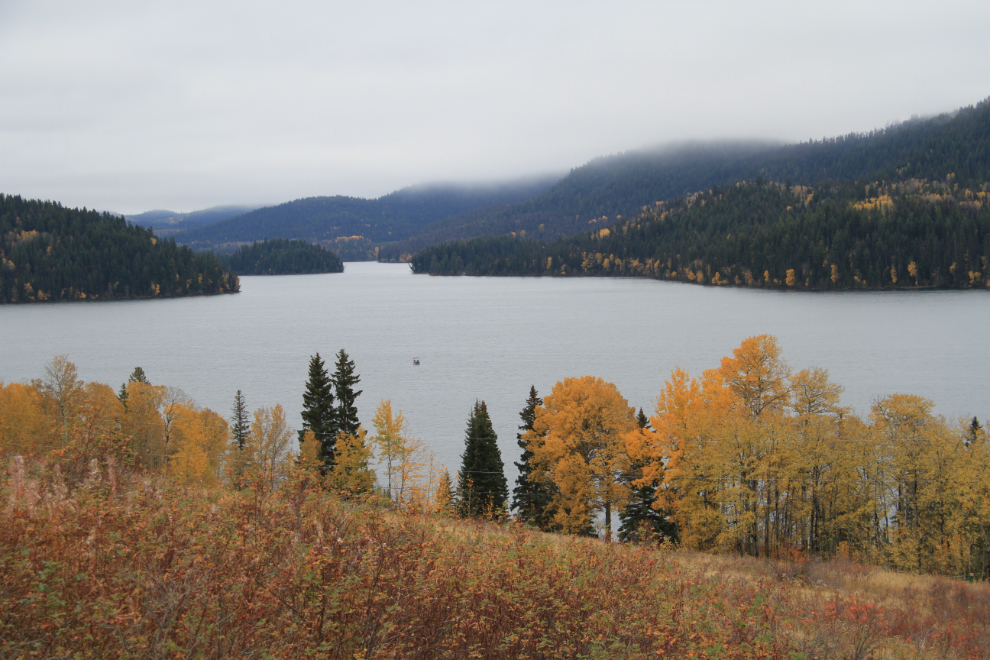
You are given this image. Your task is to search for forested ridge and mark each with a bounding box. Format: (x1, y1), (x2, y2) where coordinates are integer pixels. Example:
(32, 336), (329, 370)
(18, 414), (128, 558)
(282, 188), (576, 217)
(176, 177), (558, 259)
(385, 97), (990, 257)
(220, 238), (344, 275)
(411, 177), (990, 289)
(0, 195), (238, 304)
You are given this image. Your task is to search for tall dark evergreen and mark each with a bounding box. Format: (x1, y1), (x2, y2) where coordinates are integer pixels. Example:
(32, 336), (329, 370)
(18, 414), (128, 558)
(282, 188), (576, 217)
(232, 390), (249, 450)
(299, 353), (337, 468)
(457, 400), (508, 518)
(331, 349), (362, 437)
(618, 409), (678, 544)
(511, 386), (559, 530)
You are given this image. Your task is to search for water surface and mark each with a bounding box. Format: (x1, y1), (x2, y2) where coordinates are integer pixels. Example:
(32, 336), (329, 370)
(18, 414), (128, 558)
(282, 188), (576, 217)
(2, 262), (987, 482)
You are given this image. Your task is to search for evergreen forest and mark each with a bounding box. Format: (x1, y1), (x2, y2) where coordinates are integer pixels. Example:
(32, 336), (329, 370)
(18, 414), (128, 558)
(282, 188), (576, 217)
(410, 177), (990, 289)
(220, 238), (344, 275)
(0, 195), (238, 304)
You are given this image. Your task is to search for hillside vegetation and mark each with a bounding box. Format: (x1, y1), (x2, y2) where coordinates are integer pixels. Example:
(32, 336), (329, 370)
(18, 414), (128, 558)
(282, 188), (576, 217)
(411, 177), (990, 289)
(2, 346), (989, 657)
(3, 452), (988, 658)
(176, 177), (559, 258)
(221, 238), (343, 275)
(386, 97), (990, 257)
(0, 195), (238, 304)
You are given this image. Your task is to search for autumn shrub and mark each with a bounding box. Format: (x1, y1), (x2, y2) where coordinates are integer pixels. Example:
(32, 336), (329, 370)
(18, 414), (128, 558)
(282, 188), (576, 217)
(3, 461), (990, 659)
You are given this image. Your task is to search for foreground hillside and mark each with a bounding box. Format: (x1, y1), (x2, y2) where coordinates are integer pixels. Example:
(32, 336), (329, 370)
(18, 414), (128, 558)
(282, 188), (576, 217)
(411, 177), (990, 289)
(3, 466), (988, 659)
(0, 195), (238, 304)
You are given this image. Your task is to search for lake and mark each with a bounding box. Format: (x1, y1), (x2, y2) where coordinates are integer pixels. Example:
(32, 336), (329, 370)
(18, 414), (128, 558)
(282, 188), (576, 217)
(2, 261), (988, 484)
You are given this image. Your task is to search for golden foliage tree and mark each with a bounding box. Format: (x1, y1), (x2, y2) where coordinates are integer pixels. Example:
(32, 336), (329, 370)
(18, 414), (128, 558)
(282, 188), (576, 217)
(328, 427), (376, 496)
(526, 376), (636, 538)
(247, 404), (294, 493)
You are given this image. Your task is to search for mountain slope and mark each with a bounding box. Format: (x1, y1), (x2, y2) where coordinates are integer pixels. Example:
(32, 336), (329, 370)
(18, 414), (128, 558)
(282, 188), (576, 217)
(410, 178), (990, 290)
(385, 98), (990, 258)
(176, 177), (560, 258)
(126, 205), (262, 236)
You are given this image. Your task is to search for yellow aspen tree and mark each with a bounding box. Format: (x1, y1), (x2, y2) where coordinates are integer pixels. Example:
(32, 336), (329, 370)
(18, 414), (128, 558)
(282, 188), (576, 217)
(719, 334), (790, 419)
(248, 404), (294, 493)
(527, 376), (635, 538)
(168, 405), (229, 486)
(31, 354), (84, 448)
(0, 382), (47, 456)
(370, 399), (408, 500)
(121, 382), (168, 471)
(297, 430), (323, 477)
(168, 404), (211, 484)
(329, 427), (376, 496)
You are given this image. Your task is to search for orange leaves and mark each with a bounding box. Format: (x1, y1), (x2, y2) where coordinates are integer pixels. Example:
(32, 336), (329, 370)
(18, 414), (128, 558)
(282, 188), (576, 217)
(527, 376), (636, 537)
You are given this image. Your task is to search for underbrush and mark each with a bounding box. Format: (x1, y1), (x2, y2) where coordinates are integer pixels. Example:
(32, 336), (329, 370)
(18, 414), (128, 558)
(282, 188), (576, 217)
(2, 459), (988, 659)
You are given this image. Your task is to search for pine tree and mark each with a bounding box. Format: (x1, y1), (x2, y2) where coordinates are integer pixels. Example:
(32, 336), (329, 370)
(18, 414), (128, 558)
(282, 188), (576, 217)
(332, 349), (362, 437)
(618, 408), (678, 543)
(457, 400), (508, 518)
(511, 386), (558, 530)
(299, 353), (337, 469)
(232, 390), (249, 450)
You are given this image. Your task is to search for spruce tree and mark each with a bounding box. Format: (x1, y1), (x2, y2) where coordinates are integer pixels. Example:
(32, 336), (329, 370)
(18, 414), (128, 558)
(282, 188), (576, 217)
(618, 408), (678, 543)
(299, 353), (337, 469)
(457, 400), (508, 518)
(128, 367), (149, 384)
(511, 386), (559, 530)
(331, 349), (362, 437)
(232, 390), (249, 450)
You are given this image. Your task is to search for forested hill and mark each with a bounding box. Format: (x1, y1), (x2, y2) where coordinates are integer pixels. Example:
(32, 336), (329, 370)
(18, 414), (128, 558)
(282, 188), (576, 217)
(221, 238), (343, 275)
(176, 177), (559, 259)
(0, 194), (238, 304)
(410, 178), (990, 290)
(384, 98), (990, 257)
(125, 205), (261, 237)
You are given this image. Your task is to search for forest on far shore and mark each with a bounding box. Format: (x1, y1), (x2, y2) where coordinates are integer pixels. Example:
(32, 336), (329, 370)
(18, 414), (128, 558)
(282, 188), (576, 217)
(410, 177), (990, 290)
(0, 195), (238, 304)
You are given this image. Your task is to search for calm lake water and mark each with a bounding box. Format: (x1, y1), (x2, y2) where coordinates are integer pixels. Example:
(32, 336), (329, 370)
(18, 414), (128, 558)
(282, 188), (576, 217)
(2, 261), (988, 483)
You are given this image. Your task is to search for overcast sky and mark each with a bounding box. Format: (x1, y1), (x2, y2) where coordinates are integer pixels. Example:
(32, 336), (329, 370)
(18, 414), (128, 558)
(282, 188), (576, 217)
(2, 0), (988, 214)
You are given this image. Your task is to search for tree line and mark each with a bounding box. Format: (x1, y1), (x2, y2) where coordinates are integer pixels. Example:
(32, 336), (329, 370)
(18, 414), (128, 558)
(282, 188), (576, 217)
(220, 238), (344, 275)
(0, 194), (238, 304)
(410, 178), (990, 289)
(384, 97), (990, 257)
(3, 342), (987, 578)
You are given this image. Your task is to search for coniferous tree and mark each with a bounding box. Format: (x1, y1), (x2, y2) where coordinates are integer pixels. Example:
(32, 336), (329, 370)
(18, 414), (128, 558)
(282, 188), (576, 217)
(332, 349), (362, 437)
(457, 400), (508, 518)
(129, 367), (149, 384)
(619, 408), (678, 543)
(299, 353), (337, 469)
(232, 390), (249, 450)
(511, 386), (558, 530)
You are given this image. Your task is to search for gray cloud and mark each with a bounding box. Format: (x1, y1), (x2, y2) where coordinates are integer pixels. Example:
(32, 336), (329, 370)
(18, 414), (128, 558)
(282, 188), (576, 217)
(2, 0), (988, 214)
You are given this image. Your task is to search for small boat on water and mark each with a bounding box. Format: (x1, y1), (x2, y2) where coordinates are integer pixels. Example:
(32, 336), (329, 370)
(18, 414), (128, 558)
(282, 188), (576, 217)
(412, 357), (420, 365)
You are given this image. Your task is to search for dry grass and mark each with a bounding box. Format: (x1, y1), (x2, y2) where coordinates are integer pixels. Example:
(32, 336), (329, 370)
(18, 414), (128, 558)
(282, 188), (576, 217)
(3, 458), (989, 659)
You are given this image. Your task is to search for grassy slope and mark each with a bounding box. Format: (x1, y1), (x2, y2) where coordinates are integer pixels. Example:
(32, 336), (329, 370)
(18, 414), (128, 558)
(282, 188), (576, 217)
(3, 464), (988, 659)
